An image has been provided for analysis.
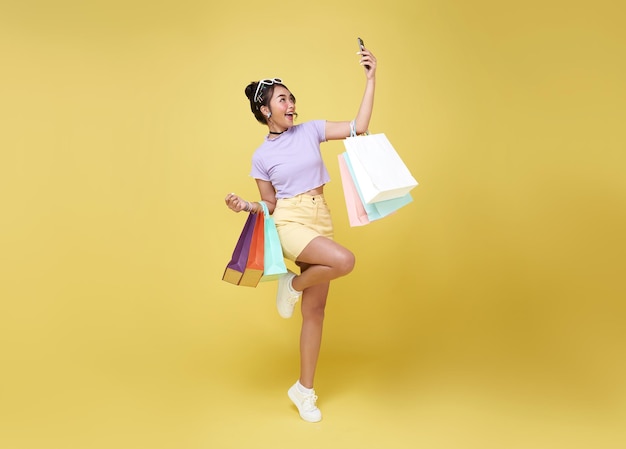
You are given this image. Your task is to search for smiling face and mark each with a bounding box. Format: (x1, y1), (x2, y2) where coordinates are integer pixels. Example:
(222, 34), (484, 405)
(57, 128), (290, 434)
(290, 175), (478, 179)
(264, 85), (297, 132)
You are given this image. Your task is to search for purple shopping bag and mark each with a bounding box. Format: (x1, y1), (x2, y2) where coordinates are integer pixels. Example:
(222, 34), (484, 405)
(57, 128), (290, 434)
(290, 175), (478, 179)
(222, 212), (257, 285)
(238, 212), (264, 287)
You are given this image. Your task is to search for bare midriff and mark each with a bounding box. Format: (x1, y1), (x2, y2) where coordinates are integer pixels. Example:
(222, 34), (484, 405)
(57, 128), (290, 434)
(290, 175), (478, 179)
(304, 186), (324, 196)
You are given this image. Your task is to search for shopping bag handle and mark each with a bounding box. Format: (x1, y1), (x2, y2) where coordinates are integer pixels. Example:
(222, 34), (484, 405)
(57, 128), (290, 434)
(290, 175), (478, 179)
(349, 119), (369, 137)
(259, 200), (269, 216)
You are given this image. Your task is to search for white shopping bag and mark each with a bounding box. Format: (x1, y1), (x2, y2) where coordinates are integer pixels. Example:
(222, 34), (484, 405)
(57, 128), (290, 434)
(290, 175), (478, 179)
(343, 133), (418, 204)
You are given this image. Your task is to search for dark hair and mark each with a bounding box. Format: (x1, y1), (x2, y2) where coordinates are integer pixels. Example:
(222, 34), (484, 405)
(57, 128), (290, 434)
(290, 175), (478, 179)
(244, 80), (295, 125)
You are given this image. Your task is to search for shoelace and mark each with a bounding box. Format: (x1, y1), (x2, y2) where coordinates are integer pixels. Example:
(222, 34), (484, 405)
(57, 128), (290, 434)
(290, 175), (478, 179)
(301, 393), (319, 411)
(286, 294), (299, 306)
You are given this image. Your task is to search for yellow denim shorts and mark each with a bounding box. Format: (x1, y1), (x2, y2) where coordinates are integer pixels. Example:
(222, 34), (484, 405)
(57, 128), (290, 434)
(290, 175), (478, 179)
(272, 194), (334, 262)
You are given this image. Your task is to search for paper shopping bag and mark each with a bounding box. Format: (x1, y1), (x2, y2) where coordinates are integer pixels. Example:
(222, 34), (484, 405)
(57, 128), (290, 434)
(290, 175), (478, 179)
(259, 201), (288, 281)
(222, 212), (256, 285)
(340, 152), (413, 224)
(343, 133), (418, 204)
(337, 153), (370, 226)
(238, 212), (265, 287)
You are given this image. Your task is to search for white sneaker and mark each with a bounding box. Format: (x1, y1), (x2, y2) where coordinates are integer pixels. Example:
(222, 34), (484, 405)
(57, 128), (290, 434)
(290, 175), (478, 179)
(276, 271), (301, 319)
(288, 383), (322, 423)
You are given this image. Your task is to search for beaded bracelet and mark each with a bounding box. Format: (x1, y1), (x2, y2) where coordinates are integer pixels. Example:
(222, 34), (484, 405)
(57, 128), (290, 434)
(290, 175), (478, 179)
(244, 201), (257, 214)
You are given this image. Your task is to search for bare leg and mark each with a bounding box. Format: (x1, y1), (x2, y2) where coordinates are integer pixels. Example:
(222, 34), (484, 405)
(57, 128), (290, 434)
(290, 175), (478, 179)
(292, 237), (355, 389)
(298, 279), (329, 389)
(291, 237), (355, 292)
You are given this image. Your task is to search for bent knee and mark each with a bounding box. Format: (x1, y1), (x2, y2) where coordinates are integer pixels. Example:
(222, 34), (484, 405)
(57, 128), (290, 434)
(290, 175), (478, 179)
(336, 250), (356, 276)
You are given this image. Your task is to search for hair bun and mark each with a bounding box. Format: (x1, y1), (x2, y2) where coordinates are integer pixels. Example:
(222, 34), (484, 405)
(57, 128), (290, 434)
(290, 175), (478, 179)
(244, 82), (257, 101)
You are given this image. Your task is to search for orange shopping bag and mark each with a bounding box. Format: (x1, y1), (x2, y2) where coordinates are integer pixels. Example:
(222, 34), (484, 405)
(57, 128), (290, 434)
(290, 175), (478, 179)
(238, 212), (264, 287)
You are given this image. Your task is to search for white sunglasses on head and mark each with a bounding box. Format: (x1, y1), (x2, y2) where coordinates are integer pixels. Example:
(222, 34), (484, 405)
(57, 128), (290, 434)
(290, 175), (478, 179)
(254, 78), (283, 104)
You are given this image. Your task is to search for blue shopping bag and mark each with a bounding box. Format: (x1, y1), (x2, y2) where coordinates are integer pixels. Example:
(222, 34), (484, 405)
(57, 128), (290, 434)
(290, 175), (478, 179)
(259, 201), (288, 281)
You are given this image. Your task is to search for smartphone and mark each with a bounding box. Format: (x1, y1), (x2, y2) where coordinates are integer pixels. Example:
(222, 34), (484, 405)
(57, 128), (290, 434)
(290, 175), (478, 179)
(357, 37), (370, 69)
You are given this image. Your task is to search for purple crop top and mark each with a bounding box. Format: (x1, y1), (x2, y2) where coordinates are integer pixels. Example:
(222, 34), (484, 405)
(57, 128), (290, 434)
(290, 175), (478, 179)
(250, 120), (330, 199)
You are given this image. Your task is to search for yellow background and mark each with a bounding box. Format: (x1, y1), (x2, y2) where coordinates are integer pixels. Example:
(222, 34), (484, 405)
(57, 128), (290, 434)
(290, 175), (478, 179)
(1, 1), (625, 448)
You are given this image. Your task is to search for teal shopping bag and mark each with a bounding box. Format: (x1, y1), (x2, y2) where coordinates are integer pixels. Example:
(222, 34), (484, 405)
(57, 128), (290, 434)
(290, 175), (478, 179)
(259, 201), (288, 281)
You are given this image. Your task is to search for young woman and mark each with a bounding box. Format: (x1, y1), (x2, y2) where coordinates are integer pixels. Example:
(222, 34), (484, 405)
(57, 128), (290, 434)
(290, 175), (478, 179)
(224, 46), (377, 422)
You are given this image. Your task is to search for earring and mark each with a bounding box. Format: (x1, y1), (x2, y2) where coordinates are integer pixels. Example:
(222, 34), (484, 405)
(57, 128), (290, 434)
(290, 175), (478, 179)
(267, 113), (272, 118)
